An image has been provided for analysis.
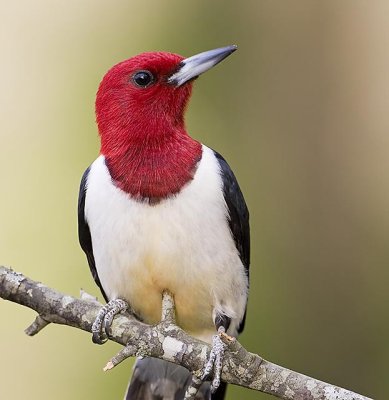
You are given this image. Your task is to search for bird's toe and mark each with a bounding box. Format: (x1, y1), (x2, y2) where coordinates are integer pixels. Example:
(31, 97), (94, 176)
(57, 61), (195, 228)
(201, 327), (227, 393)
(91, 298), (130, 344)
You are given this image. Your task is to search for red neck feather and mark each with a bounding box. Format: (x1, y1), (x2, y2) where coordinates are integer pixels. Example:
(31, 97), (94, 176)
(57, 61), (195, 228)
(95, 54), (202, 201)
(101, 126), (202, 201)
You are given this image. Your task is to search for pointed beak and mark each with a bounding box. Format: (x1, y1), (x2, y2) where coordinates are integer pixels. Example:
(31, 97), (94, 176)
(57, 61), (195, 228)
(168, 45), (237, 86)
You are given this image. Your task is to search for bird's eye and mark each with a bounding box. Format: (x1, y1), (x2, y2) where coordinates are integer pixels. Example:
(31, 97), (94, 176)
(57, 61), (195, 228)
(132, 70), (154, 88)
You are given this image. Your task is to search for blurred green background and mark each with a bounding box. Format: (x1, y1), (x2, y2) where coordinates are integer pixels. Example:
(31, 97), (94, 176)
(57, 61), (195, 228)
(1, 1), (388, 399)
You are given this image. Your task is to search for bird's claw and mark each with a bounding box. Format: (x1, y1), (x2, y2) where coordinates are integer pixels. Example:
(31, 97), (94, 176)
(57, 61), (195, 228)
(92, 298), (129, 344)
(201, 326), (228, 393)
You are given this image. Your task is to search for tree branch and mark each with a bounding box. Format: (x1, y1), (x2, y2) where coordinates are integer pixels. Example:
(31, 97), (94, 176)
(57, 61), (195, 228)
(0, 266), (372, 400)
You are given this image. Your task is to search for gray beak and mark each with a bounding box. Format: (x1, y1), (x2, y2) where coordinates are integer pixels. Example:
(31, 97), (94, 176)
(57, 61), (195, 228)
(168, 45), (237, 86)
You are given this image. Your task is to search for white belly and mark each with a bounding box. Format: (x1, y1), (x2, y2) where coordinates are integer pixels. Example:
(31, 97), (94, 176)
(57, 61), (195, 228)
(84, 146), (248, 341)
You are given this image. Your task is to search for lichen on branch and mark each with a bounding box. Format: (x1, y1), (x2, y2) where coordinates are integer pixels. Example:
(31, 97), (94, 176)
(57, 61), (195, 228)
(0, 266), (372, 400)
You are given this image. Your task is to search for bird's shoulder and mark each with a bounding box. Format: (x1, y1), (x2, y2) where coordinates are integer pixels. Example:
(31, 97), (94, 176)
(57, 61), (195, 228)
(78, 165), (108, 302)
(211, 149), (250, 272)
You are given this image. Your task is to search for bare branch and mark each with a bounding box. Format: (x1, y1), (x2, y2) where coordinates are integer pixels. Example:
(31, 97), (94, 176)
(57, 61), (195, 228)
(25, 314), (50, 336)
(0, 266), (372, 400)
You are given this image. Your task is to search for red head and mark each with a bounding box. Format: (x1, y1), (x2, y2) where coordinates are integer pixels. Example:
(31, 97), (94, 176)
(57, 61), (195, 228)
(95, 46), (237, 201)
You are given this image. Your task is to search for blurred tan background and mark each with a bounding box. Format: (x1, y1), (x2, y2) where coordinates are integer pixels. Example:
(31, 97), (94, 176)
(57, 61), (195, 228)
(1, 1), (388, 399)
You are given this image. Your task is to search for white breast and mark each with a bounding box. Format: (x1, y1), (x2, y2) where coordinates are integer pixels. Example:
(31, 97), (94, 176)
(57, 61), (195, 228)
(84, 145), (248, 342)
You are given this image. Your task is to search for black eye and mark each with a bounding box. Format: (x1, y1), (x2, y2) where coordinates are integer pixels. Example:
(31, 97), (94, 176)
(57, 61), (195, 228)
(132, 70), (154, 88)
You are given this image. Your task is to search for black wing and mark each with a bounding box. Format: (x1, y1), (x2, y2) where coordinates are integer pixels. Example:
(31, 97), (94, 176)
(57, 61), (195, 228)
(213, 151), (250, 333)
(78, 166), (108, 302)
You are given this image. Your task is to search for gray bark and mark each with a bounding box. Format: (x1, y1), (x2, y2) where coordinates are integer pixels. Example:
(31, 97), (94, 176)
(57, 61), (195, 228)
(0, 266), (372, 400)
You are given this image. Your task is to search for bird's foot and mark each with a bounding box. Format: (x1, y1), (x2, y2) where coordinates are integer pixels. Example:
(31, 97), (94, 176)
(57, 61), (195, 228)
(103, 291), (175, 372)
(92, 298), (130, 344)
(201, 326), (233, 393)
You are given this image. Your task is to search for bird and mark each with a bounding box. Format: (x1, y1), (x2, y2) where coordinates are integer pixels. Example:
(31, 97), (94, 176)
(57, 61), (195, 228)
(78, 45), (250, 400)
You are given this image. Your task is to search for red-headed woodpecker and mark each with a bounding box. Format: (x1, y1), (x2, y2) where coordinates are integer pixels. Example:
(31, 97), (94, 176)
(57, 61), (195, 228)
(78, 46), (250, 400)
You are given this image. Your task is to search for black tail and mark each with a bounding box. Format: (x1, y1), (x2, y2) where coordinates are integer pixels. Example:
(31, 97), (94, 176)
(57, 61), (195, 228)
(125, 358), (227, 400)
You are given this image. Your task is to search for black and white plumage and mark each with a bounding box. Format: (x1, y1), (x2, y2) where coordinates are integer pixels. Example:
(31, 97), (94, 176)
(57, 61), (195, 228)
(78, 46), (250, 400)
(78, 146), (249, 340)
